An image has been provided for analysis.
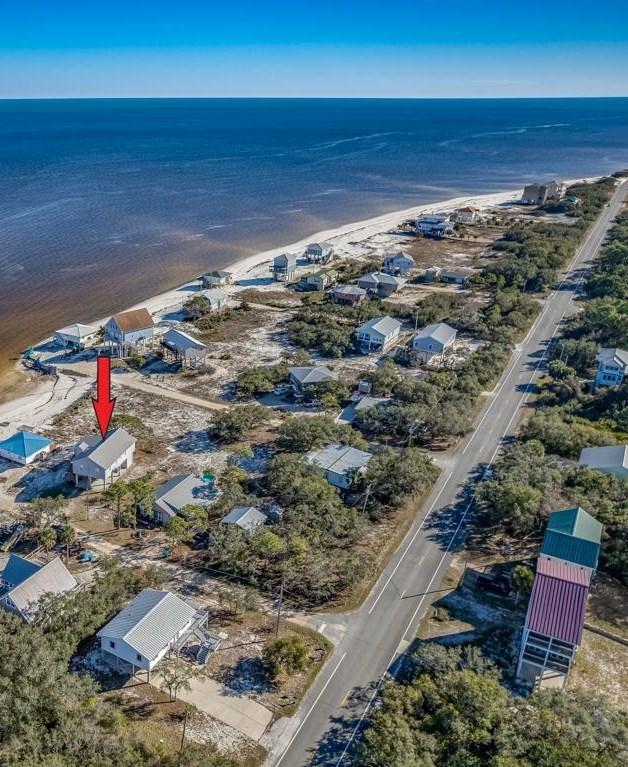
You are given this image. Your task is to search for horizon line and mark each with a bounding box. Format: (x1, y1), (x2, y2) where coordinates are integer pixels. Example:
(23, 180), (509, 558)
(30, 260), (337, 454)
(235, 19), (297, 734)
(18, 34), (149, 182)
(2, 94), (628, 102)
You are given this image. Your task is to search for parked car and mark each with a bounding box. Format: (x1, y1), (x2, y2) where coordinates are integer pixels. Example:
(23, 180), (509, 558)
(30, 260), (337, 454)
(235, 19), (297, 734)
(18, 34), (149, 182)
(476, 573), (511, 596)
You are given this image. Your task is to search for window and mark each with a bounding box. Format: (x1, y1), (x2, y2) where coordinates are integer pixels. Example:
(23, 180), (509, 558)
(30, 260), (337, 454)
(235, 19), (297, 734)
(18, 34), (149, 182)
(109, 640), (116, 649)
(136, 653), (142, 662)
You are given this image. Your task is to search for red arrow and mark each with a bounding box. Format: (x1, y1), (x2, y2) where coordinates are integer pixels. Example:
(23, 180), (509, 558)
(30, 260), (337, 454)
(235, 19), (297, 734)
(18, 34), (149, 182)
(92, 355), (116, 438)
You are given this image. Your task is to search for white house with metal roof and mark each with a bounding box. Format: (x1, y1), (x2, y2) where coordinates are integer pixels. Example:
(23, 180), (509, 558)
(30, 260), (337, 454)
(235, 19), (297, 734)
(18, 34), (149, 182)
(416, 213), (452, 238)
(71, 428), (136, 489)
(201, 288), (228, 312)
(161, 328), (207, 368)
(222, 505), (267, 532)
(271, 253), (298, 282)
(54, 323), (99, 349)
(594, 347), (628, 388)
(578, 444), (628, 480)
(357, 272), (406, 298)
(0, 554), (77, 621)
(306, 443), (373, 489)
(289, 365), (338, 395)
(305, 242), (334, 264)
(151, 474), (213, 524)
(97, 589), (200, 678)
(412, 322), (457, 363)
(0, 431), (53, 465)
(383, 251), (415, 276)
(356, 316), (402, 354)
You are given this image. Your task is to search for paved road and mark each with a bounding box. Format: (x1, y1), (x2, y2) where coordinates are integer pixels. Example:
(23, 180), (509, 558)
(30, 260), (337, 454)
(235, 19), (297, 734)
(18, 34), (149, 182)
(267, 180), (627, 767)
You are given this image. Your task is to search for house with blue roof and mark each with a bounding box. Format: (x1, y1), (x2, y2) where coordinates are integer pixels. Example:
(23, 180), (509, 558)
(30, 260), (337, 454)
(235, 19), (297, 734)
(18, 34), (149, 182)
(0, 431), (53, 466)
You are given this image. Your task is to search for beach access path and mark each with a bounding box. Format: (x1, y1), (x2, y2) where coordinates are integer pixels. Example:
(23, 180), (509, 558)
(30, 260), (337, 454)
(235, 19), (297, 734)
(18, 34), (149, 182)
(264, 180), (628, 766)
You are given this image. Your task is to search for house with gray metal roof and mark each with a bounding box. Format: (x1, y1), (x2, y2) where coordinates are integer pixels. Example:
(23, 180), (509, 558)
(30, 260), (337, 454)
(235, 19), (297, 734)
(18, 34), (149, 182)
(578, 444), (628, 481)
(357, 272), (406, 298)
(0, 554), (77, 621)
(383, 251), (415, 276)
(306, 443), (373, 489)
(54, 323), (99, 349)
(337, 395), (391, 425)
(331, 284), (368, 305)
(161, 328), (207, 368)
(151, 474), (213, 524)
(222, 506), (267, 532)
(289, 365), (338, 395)
(271, 253), (298, 282)
(305, 242), (334, 264)
(356, 316), (402, 354)
(201, 270), (232, 288)
(201, 288), (228, 312)
(97, 589), (200, 677)
(71, 428), (136, 490)
(412, 322), (457, 363)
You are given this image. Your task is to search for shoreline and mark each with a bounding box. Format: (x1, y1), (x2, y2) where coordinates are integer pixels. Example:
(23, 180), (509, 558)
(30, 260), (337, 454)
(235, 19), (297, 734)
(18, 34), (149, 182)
(0, 178), (592, 434)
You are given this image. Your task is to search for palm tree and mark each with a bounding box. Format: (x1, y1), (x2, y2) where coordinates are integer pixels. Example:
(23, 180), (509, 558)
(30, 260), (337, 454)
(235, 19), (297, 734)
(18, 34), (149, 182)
(58, 524), (76, 560)
(38, 527), (57, 560)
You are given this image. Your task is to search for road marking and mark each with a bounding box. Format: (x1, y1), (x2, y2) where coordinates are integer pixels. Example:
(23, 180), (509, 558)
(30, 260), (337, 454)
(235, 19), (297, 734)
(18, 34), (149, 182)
(340, 690), (350, 706)
(275, 652), (347, 767)
(367, 473), (452, 615)
(318, 623), (327, 635)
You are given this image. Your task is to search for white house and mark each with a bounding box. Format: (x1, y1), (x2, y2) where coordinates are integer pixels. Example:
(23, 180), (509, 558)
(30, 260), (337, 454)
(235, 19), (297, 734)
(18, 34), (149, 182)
(412, 322), (457, 363)
(161, 328), (207, 368)
(105, 308), (155, 357)
(201, 270), (232, 288)
(0, 431), (53, 466)
(594, 347), (628, 387)
(71, 428), (136, 489)
(383, 251), (415, 276)
(578, 444), (628, 480)
(54, 323), (99, 349)
(423, 266), (443, 283)
(272, 253), (298, 282)
(452, 206), (479, 224)
(0, 554), (77, 621)
(306, 443), (373, 489)
(521, 181), (566, 206)
(440, 270), (471, 286)
(305, 242), (334, 264)
(151, 474), (213, 524)
(416, 213), (452, 238)
(201, 288), (228, 312)
(97, 589), (200, 678)
(356, 316), (402, 354)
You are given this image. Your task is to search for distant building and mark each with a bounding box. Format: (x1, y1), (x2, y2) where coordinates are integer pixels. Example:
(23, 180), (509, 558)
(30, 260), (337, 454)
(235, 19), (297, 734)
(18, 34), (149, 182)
(416, 213), (452, 238)
(54, 323), (99, 349)
(161, 328), (207, 368)
(71, 428), (136, 490)
(412, 322), (457, 363)
(337, 395), (391, 425)
(440, 270), (471, 286)
(105, 308), (154, 358)
(201, 270), (232, 288)
(300, 268), (337, 292)
(289, 365), (338, 395)
(423, 265), (442, 283)
(201, 288), (227, 312)
(0, 554), (77, 622)
(331, 284), (368, 305)
(306, 443), (373, 489)
(356, 272), (406, 298)
(521, 180), (566, 206)
(222, 506), (267, 532)
(578, 444), (628, 480)
(305, 242), (334, 264)
(0, 431), (53, 466)
(452, 206), (479, 224)
(356, 316), (402, 354)
(151, 474), (212, 524)
(383, 251), (415, 276)
(594, 347), (628, 387)
(271, 253), (298, 282)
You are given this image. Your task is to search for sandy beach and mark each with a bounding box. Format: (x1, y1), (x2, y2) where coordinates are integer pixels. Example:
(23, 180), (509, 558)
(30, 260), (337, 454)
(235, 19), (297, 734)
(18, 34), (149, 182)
(0, 180), (590, 438)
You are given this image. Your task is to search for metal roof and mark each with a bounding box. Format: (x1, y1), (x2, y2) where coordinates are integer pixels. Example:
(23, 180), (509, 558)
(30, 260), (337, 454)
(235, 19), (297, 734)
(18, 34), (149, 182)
(359, 272), (405, 287)
(203, 288), (227, 304)
(357, 316), (402, 338)
(579, 444), (628, 473)
(222, 506), (267, 531)
(306, 242), (333, 252)
(525, 570), (588, 646)
(111, 308), (154, 333)
(5, 557), (77, 616)
(536, 556), (591, 586)
(153, 474), (207, 519)
(540, 532), (600, 570)
(0, 553), (41, 586)
(384, 250), (415, 263)
(162, 328), (206, 353)
(0, 431), (52, 459)
(307, 443), (373, 476)
(596, 347), (628, 367)
(73, 428), (135, 470)
(289, 365), (338, 385)
(414, 322), (457, 346)
(274, 252), (298, 267)
(97, 589), (197, 662)
(546, 507), (602, 543)
(55, 323), (98, 339)
(333, 285), (367, 296)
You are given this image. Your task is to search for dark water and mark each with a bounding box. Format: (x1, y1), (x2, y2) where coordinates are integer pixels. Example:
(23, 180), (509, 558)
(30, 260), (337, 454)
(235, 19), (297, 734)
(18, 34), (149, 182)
(1, 98), (627, 379)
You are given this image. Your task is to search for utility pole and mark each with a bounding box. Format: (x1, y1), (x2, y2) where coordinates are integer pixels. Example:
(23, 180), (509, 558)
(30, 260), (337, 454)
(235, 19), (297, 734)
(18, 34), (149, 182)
(177, 706), (190, 767)
(362, 484), (372, 514)
(275, 574), (285, 637)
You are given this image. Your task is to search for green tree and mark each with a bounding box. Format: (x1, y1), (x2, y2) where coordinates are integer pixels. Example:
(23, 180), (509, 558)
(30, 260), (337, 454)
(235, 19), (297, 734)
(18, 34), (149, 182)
(164, 516), (191, 548)
(38, 526), (57, 557)
(511, 564), (534, 605)
(262, 636), (309, 679)
(210, 404), (269, 442)
(158, 655), (200, 702)
(58, 524), (76, 560)
(103, 480), (129, 529)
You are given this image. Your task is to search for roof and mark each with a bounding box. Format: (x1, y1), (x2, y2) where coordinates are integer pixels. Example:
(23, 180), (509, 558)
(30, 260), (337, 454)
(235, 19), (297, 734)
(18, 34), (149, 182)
(354, 395), (391, 412)
(579, 444), (628, 472)
(0, 553), (41, 586)
(417, 213), (450, 224)
(222, 506), (267, 531)
(55, 323), (98, 339)
(203, 288), (227, 304)
(289, 365), (338, 385)
(97, 589), (197, 662)
(414, 322), (457, 346)
(457, 206), (478, 213)
(357, 316), (402, 338)
(306, 242), (333, 252)
(74, 428), (135, 470)
(162, 328), (206, 353)
(526, 570), (588, 646)
(536, 557), (591, 586)
(2, 556), (77, 615)
(384, 250), (415, 264)
(274, 252), (298, 267)
(307, 443), (372, 476)
(546, 507), (603, 543)
(111, 308), (154, 333)
(0, 431), (52, 459)
(154, 474), (207, 518)
(203, 270), (231, 278)
(359, 272), (405, 287)
(596, 347), (628, 368)
(441, 270), (471, 279)
(333, 284), (367, 296)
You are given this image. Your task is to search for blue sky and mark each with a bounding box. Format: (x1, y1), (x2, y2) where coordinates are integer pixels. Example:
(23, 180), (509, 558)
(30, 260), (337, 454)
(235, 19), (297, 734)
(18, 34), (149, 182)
(1, 1), (627, 98)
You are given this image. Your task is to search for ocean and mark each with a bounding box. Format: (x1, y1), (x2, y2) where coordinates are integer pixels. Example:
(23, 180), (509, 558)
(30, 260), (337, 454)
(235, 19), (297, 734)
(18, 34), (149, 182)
(1, 97), (627, 385)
